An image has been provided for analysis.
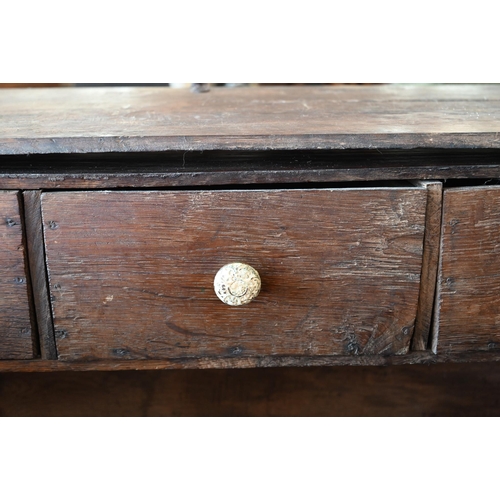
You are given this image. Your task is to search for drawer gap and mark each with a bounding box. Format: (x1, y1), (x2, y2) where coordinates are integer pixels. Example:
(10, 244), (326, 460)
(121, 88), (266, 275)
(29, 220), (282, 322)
(37, 180), (418, 194)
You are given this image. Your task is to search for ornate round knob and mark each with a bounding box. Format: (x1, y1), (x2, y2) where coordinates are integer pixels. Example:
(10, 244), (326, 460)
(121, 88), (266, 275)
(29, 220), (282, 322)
(214, 263), (261, 306)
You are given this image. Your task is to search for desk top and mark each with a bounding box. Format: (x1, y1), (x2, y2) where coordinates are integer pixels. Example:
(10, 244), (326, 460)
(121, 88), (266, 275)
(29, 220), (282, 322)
(1, 84), (500, 154)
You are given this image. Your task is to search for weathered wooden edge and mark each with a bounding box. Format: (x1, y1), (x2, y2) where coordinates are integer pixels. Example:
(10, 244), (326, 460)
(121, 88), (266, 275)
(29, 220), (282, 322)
(1, 165), (500, 190)
(2, 133), (500, 155)
(411, 181), (443, 350)
(431, 189), (449, 354)
(22, 191), (57, 359)
(14, 191), (40, 358)
(1, 350), (500, 372)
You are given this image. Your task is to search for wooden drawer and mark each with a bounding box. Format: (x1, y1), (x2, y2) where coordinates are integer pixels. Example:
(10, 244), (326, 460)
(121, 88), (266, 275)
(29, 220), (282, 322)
(434, 185), (500, 354)
(41, 187), (430, 361)
(0, 191), (35, 359)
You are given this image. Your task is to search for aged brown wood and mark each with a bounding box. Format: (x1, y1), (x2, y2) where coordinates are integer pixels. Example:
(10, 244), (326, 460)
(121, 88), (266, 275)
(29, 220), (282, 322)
(23, 191), (57, 359)
(434, 186), (500, 354)
(3, 349), (500, 372)
(2, 161), (500, 191)
(41, 187), (427, 361)
(412, 181), (443, 350)
(0, 191), (35, 359)
(1, 85), (500, 155)
(2, 362), (500, 416)
(0, 84), (68, 88)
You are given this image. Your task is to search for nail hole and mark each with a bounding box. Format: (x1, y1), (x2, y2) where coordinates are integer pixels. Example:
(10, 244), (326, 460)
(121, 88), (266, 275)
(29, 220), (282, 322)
(55, 330), (68, 339)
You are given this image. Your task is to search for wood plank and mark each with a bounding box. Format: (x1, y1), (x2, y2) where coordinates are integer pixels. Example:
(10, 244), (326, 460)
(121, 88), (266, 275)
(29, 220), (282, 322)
(2, 361), (500, 416)
(41, 188), (427, 361)
(23, 191), (57, 359)
(412, 181), (443, 350)
(0, 191), (35, 359)
(2, 349), (500, 372)
(2, 166), (500, 190)
(1, 85), (500, 154)
(434, 186), (500, 353)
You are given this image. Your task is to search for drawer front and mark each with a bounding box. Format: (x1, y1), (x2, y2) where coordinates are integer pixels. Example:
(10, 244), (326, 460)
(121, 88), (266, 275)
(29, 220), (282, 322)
(0, 191), (34, 359)
(434, 186), (500, 354)
(42, 188), (427, 361)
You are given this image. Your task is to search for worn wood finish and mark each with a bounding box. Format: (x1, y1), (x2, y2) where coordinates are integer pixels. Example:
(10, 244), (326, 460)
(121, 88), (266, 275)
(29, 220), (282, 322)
(3, 165), (500, 191)
(0, 191), (34, 359)
(434, 186), (500, 354)
(41, 188), (427, 361)
(3, 349), (500, 372)
(412, 181), (443, 350)
(23, 191), (57, 359)
(2, 85), (500, 155)
(2, 362), (500, 416)
(0, 84), (68, 88)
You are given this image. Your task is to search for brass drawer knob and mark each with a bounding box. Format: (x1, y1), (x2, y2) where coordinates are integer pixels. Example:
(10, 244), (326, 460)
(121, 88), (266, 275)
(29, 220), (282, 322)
(214, 263), (261, 306)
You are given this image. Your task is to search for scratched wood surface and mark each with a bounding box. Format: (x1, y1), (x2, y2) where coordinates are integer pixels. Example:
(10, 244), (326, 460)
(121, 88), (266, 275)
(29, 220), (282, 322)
(2, 362), (500, 416)
(3, 349), (500, 372)
(23, 191), (57, 359)
(0, 191), (35, 359)
(41, 188), (427, 361)
(2, 85), (500, 154)
(434, 186), (500, 354)
(412, 181), (443, 350)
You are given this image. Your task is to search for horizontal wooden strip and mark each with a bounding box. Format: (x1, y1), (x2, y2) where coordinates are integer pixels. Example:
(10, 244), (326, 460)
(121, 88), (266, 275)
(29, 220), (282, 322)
(1, 350), (500, 372)
(1, 165), (500, 190)
(2, 133), (500, 155)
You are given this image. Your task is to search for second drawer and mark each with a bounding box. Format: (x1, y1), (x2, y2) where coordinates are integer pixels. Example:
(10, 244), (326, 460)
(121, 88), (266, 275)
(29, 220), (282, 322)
(42, 187), (428, 361)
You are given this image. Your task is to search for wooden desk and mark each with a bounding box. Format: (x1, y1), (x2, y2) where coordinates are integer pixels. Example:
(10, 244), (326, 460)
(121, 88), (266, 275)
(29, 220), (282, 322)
(1, 84), (499, 414)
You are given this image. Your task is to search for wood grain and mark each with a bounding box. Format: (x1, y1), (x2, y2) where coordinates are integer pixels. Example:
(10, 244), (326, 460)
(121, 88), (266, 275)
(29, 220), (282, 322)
(2, 85), (500, 155)
(412, 181), (443, 350)
(2, 362), (500, 416)
(434, 186), (500, 354)
(2, 349), (500, 372)
(0, 191), (35, 359)
(41, 188), (427, 361)
(23, 191), (57, 359)
(3, 166), (500, 191)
